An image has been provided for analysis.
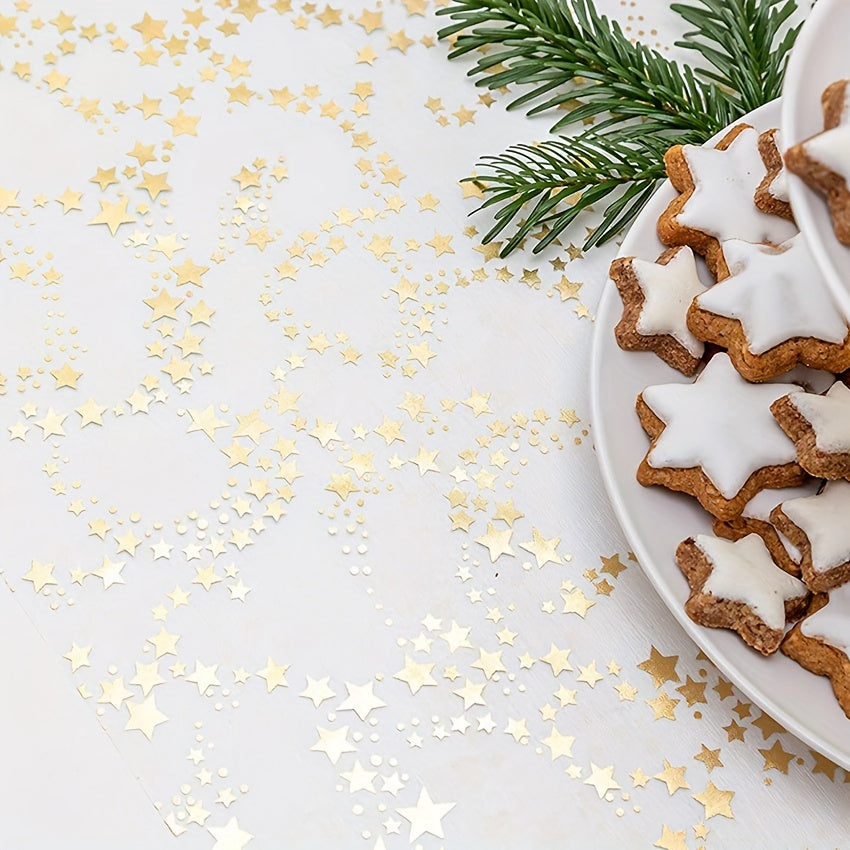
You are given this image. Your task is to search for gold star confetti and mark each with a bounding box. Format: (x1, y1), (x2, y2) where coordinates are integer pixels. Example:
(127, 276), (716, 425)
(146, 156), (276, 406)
(397, 788), (455, 842)
(475, 522), (514, 562)
(540, 644), (572, 676)
(584, 763), (620, 798)
(654, 826), (688, 850)
(125, 694), (169, 740)
(693, 782), (734, 820)
(22, 559), (58, 593)
(310, 725), (357, 764)
(654, 760), (690, 795)
(637, 646), (680, 688)
(759, 740), (794, 774)
(89, 196), (136, 235)
(518, 528), (562, 568)
(394, 655), (436, 694)
(647, 691), (680, 721)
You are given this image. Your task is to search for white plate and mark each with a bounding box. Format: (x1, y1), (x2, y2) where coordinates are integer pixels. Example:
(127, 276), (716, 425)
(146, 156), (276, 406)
(782, 0), (850, 321)
(590, 99), (850, 770)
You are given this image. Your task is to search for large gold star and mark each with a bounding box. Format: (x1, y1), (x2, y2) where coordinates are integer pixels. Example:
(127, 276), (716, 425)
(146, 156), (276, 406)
(50, 361), (82, 389)
(584, 763), (620, 798)
(89, 196), (136, 235)
(541, 726), (574, 761)
(35, 407), (66, 439)
(147, 627), (179, 658)
(519, 528), (562, 568)
(540, 644), (572, 676)
(654, 760), (690, 794)
(137, 170), (171, 200)
(186, 406), (229, 440)
(132, 12), (166, 42)
(759, 740), (794, 774)
(142, 287), (184, 319)
(637, 646), (680, 688)
(374, 416), (404, 444)
(647, 691), (679, 721)
(397, 788), (455, 842)
(310, 725), (357, 764)
(256, 658), (289, 692)
(93, 555), (126, 589)
(0, 186), (20, 212)
(326, 473), (359, 501)
(167, 109), (200, 136)
(654, 826), (688, 850)
(56, 187), (81, 212)
(470, 648), (506, 680)
(692, 782), (734, 820)
(475, 522), (514, 562)
(394, 654), (436, 694)
(125, 694), (168, 740)
(171, 257), (209, 286)
(186, 660), (221, 695)
(63, 643), (91, 672)
(22, 559), (57, 592)
(694, 744), (723, 772)
(409, 446), (439, 475)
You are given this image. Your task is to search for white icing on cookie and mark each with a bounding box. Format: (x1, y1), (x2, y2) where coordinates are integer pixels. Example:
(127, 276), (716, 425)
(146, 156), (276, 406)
(803, 124), (850, 186)
(740, 483), (819, 562)
(780, 480), (850, 574)
(642, 353), (801, 498)
(787, 381), (850, 453)
(769, 170), (789, 204)
(677, 126), (798, 245)
(694, 533), (807, 629)
(694, 235), (848, 355)
(800, 581), (850, 654)
(631, 247), (708, 358)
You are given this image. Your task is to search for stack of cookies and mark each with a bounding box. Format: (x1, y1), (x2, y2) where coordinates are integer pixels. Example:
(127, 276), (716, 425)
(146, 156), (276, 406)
(610, 80), (850, 719)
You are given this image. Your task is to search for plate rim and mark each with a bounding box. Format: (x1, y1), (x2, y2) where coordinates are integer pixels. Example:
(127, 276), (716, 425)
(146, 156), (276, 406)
(781, 0), (850, 321)
(589, 98), (850, 769)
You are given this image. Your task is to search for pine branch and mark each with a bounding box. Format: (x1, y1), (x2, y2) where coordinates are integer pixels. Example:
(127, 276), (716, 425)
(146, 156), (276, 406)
(671, 0), (802, 114)
(436, 0), (736, 136)
(437, 0), (803, 255)
(468, 129), (688, 255)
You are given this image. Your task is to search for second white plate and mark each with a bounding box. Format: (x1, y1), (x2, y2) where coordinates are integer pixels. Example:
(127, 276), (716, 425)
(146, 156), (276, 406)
(782, 0), (850, 320)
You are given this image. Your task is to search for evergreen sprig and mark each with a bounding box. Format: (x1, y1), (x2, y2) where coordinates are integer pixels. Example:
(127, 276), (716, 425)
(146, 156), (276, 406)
(437, 0), (802, 255)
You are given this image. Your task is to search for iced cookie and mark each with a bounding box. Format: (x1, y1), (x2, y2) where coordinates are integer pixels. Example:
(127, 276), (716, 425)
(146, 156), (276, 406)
(610, 246), (708, 375)
(782, 581), (850, 717)
(755, 129), (793, 221)
(687, 235), (850, 381)
(659, 124), (797, 279)
(771, 381), (850, 479)
(785, 80), (850, 246)
(712, 483), (819, 577)
(676, 533), (810, 655)
(771, 481), (850, 593)
(636, 353), (805, 520)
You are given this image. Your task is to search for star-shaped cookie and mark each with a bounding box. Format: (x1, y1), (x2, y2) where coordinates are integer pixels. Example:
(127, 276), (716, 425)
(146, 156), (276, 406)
(782, 580), (850, 717)
(771, 380), (850, 479)
(637, 353), (805, 519)
(687, 235), (850, 380)
(676, 533), (810, 654)
(610, 245), (708, 375)
(771, 480), (850, 592)
(659, 123), (797, 278)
